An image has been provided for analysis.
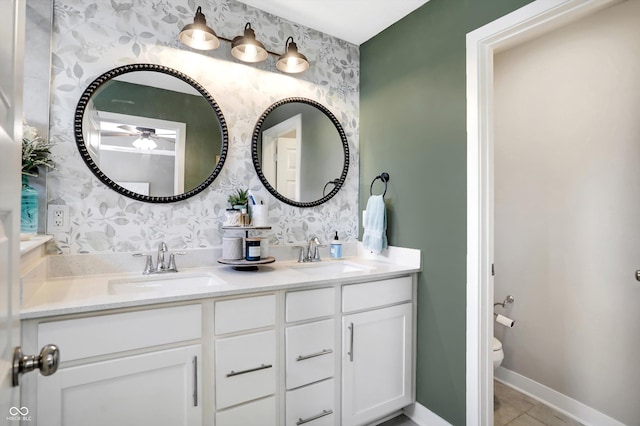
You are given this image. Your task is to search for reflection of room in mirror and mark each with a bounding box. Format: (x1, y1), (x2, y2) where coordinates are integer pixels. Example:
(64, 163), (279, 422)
(89, 110), (186, 197)
(262, 114), (302, 201)
(255, 101), (347, 205)
(77, 66), (227, 200)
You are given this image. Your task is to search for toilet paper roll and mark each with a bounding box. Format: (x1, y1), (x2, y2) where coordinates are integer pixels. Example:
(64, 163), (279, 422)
(495, 314), (515, 328)
(222, 237), (243, 260)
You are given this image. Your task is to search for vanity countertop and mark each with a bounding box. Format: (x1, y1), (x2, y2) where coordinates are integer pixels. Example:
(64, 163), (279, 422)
(21, 248), (421, 320)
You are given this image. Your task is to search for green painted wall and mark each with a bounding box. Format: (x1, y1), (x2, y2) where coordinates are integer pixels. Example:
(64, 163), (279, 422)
(359, 0), (533, 424)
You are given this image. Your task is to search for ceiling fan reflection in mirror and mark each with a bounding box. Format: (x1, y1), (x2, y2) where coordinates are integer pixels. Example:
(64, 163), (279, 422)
(100, 122), (177, 151)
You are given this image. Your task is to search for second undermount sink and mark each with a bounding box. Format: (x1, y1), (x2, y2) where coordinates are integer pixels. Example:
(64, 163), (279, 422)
(108, 272), (226, 294)
(288, 260), (375, 275)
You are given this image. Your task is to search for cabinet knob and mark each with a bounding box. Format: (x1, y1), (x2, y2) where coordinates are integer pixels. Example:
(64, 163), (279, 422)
(12, 344), (60, 386)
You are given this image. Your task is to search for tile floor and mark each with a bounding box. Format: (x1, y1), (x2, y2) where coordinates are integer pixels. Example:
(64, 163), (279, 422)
(494, 380), (584, 426)
(378, 380), (585, 426)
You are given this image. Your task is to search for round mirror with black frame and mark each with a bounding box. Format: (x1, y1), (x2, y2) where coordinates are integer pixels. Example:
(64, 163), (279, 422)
(251, 97), (349, 208)
(74, 63), (228, 203)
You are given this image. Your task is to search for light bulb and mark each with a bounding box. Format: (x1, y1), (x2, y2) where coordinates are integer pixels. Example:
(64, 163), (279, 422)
(244, 44), (258, 59)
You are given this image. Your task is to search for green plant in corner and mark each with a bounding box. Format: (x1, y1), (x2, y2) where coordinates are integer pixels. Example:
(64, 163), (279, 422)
(228, 188), (249, 208)
(22, 124), (55, 177)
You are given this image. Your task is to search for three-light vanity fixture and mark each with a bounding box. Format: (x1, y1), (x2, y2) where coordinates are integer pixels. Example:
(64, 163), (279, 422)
(179, 6), (310, 74)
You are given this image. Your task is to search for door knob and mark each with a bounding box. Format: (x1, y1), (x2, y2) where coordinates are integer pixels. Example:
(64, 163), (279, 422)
(12, 344), (60, 387)
(636, 270), (640, 281)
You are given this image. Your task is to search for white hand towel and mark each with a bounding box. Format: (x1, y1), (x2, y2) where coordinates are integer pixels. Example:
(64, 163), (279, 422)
(362, 195), (388, 254)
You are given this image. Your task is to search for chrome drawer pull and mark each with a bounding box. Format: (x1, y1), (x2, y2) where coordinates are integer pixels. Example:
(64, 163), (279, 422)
(348, 322), (354, 362)
(227, 363), (273, 377)
(296, 349), (333, 362)
(297, 409), (333, 425)
(193, 356), (198, 407)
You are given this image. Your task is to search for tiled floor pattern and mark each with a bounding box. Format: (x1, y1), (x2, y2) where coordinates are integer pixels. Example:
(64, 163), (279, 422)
(494, 380), (584, 426)
(378, 380), (584, 426)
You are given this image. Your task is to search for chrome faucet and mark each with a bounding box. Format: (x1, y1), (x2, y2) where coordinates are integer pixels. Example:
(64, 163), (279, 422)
(295, 236), (323, 263)
(157, 241), (168, 271)
(133, 242), (186, 274)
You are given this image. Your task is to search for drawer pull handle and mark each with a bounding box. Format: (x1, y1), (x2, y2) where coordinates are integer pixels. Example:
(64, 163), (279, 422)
(296, 349), (333, 362)
(193, 356), (198, 407)
(227, 363), (273, 377)
(297, 409), (333, 425)
(348, 322), (354, 362)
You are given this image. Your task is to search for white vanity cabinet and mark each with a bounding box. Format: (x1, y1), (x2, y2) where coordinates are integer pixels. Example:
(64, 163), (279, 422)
(214, 294), (277, 426)
(33, 305), (203, 426)
(341, 277), (414, 426)
(22, 267), (417, 426)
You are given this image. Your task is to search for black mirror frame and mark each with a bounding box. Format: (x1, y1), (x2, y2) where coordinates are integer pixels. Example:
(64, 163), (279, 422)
(251, 97), (350, 208)
(74, 63), (229, 203)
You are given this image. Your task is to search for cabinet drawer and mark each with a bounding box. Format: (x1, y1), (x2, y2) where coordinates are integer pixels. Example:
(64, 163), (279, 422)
(286, 379), (336, 426)
(215, 330), (276, 409)
(216, 396), (276, 426)
(286, 319), (335, 390)
(342, 276), (412, 313)
(37, 305), (202, 362)
(286, 287), (335, 322)
(215, 294), (275, 335)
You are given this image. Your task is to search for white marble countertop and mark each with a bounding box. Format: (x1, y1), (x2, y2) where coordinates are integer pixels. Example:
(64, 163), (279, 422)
(21, 246), (421, 320)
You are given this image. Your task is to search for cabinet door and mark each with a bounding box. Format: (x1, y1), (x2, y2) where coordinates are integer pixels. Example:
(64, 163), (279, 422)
(37, 345), (201, 426)
(342, 303), (413, 426)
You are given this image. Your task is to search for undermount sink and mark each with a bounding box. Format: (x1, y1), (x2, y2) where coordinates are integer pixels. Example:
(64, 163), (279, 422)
(288, 260), (375, 275)
(108, 272), (226, 294)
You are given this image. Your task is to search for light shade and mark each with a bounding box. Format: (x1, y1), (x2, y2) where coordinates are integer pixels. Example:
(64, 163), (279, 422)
(276, 37), (310, 74)
(132, 134), (157, 150)
(179, 6), (220, 50)
(231, 23), (268, 63)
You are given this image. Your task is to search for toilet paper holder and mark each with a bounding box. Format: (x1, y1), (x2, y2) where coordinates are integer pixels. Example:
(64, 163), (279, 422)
(494, 295), (514, 308)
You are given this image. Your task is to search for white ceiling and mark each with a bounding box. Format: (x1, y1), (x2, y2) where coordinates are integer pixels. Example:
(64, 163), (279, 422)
(236, 0), (430, 45)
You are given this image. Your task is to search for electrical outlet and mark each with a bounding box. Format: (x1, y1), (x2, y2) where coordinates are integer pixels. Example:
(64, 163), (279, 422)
(47, 205), (70, 233)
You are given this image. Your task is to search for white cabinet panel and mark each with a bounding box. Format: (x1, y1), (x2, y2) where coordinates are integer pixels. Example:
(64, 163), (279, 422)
(286, 319), (335, 390)
(286, 379), (336, 426)
(215, 295), (275, 335)
(216, 396), (276, 426)
(286, 287), (335, 322)
(342, 276), (412, 313)
(342, 303), (413, 426)
(37, 345), (201, 426)
(215, 330), (276, 409)
(38, 304), (202, 361)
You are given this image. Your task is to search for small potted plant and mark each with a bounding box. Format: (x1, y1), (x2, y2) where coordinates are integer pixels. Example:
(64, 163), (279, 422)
(227, 188), (249, 210)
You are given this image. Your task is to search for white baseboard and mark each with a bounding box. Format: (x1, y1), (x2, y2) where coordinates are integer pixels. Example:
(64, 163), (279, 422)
(495, 367), (626, 426)
(403, 402), (452, 426)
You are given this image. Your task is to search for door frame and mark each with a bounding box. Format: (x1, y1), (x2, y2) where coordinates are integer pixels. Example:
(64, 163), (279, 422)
(465, 0), (620, 424)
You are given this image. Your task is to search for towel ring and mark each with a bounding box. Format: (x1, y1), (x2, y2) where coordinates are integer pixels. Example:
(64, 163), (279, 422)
(370, 172), (390, 197)
(323, 179), (340, 197)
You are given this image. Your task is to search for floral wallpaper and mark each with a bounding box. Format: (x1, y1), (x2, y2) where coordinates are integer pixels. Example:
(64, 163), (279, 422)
(46, 0), (359, 253)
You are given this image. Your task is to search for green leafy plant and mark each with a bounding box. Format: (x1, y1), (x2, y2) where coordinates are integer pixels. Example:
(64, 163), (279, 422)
(228, 188), (249, 208)
(22, 124), (55, 177)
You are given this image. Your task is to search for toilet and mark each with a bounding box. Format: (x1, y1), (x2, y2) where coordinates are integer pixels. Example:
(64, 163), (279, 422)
(493, 337), (504, 370)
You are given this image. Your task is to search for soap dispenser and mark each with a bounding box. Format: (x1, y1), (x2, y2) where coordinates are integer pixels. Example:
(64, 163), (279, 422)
(330, 231), (342, 259)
